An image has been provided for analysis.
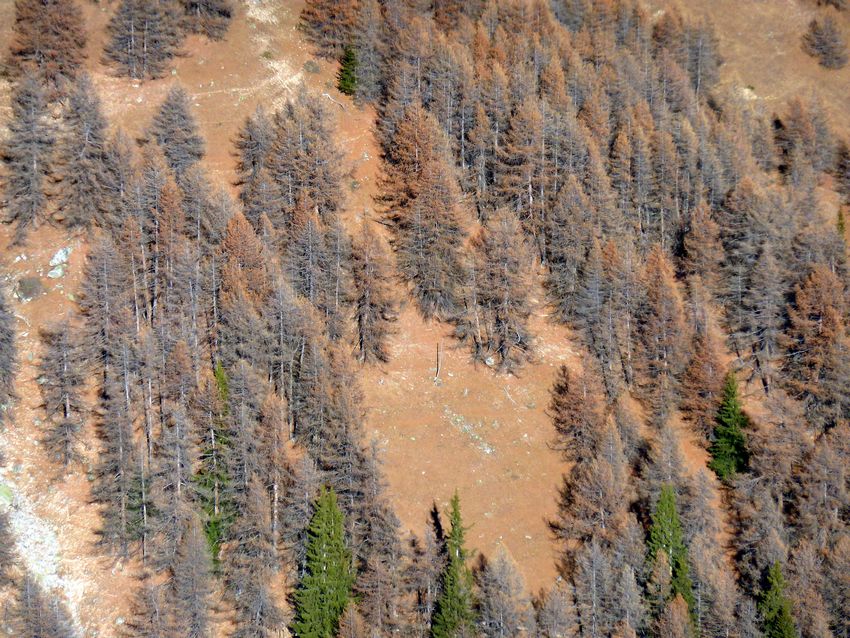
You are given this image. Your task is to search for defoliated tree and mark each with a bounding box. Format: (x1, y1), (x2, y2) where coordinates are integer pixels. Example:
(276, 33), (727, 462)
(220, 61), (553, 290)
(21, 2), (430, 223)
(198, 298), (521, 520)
(1, 72), (55, 243)
(104, 0), (184, 80)
(55, 74), (113, 228)
(707, 373), (750, 481)
(351, 221), (397, 363)
(149, 86), (205, 177)
(0, 286), (16, 424)
(431, 492), (477, 638)
(39, 322), (85, 471)
(646, 485), (696, 616)
(758, 562), (797, 638)
(12, 574), (75, 638)
(802, 13), (848, 69)
(300, 0), (358, 59)
(291, 487), (355, 638)
(181, 0), (233, 40)
(8, 0), (87, 92)
(477, 548), (535, 637)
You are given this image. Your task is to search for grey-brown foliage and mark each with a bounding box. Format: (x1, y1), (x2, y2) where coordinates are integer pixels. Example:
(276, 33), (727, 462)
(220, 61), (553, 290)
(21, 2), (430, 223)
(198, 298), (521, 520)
(458, 208), (533, 371)
(477, 549), (536, 637)
(0, 510), (14, 587)
(351, 221), (397, 363)
(0, 286), (16, 423)
(536, 581), (578, 638)
(265, 90), (344, 230)
(803, 13), (848, 69)
(149, 86), (205, 177)
(55, 74), (113, 228)
(181, 0), (233, 40)
(7, 0), (87, 93)
(171, 515), (213, 638)
(104, 0), (184, 80)
(39, 322), (86, 471)
(1, 73), (56, 243)
(12, 574), (75, 638)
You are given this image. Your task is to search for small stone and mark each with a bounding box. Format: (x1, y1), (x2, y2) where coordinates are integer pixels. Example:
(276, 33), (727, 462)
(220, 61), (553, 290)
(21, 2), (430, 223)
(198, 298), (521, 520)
(484, 356), (496, 367)
(115, 617), (125, 626)
(47, 265), (65, 279)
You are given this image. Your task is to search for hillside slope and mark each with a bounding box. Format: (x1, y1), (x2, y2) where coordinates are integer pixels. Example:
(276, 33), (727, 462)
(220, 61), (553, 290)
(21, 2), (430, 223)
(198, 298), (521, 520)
(0, 3), (572, 632)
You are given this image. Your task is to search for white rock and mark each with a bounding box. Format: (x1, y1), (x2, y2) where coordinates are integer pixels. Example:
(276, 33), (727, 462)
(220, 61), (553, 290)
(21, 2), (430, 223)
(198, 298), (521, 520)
(47, 265), (65, 279)
(49, 247), (71, 267)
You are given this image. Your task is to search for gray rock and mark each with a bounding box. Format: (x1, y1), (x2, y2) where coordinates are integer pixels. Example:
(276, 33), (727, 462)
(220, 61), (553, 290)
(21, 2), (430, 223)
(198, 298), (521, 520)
(15, 277), (44, 302)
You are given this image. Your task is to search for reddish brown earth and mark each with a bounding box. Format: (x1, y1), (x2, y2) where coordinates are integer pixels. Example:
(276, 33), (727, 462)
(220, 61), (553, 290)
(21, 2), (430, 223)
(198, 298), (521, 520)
(648, 0), (850, 137)
(1, 1), (847, 633)
(0, 2), (569, 631)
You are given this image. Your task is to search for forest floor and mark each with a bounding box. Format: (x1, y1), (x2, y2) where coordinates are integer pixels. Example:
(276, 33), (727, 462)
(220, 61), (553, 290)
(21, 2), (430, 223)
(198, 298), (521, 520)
(648, 0), (850, 136)
(0, 0), (848, 634)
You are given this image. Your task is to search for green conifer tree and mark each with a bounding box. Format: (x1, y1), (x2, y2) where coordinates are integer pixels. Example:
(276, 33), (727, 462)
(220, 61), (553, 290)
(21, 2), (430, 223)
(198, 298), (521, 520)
(337, 45), (357, 96)
(431, 491), (477, 638)
(194, 361), (233, 566)
(759, 562), (797, 638)
(292, 487), (355, 638)
(647, 485), (696, 616)
(708, 373), (750, 481)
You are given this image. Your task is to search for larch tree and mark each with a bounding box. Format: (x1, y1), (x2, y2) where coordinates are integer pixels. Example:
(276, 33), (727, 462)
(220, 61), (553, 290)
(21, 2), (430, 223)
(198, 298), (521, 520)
(431, 492), (477, 638)
(802, 13), (848, 69)
(0, 287), (16, 424)
(477, 548), (536, 637)
(12, 574), (75, 638)
(180, 0), (233, 40)
(350, 221), (397, 364)
(171, 514), (214, 638)
(459, 208), (533, 371)
(494, 97), (548, 257)
(679, 328), (724, 442)
(8, 0), (86, 93)
(781, 265), (850, 430)
(292, 487), (355, 638)
(393, 154), (468, 320)
(352, 0), (385, 103)
(39, 322), (86, 472)
(265, 90), (344, 229)
(149, 86), (206, 177)
(535, 581), (578, 638)
(548, 364), (605, 464)
(636, 245), (689, 421)
(104, 0), (184, 80)
(1, 72), (56, 243)
(55, 73), (113, 228)
(300, 0), (359, 59)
